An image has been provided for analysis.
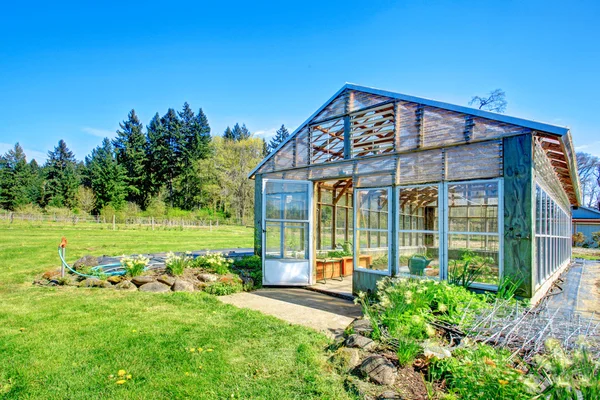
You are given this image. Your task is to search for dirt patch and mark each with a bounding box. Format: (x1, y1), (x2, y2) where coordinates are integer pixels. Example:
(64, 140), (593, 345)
(394, 366), (428, 400)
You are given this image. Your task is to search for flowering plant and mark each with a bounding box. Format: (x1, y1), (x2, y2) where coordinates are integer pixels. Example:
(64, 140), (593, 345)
(165, 251), (193, 276)
(193, 251), (233, 275)
(121, 255), (149, 277)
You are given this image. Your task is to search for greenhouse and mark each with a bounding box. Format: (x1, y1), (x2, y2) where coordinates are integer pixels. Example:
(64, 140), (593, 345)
(249, 84), (580, 301)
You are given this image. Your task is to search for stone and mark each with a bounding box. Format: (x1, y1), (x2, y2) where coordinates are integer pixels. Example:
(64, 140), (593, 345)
(345, 334), (376, 350)
(172, 279), (194, 292)
(197, 273), (218, 282)
(138, 281), (171, 293)
(107, 275), (123, 284)
(360, 355), (397, 386)
(131, 276), (155, 286)
(73, 255), (99, 270)
(331, 347), (361, 371)
(42, 269), (61, 280)
(158, 275), (176, 286)
(422, 340), (452, 359)
(350, 318), (374, 337)
(79, 278), (111, 288)
(378, 391), (403, 399)
(115, 280), (137, 291)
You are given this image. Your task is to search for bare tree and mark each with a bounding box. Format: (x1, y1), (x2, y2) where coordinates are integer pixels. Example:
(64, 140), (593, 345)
(469, 89), (507, 113)
(576, 152), (600, 208)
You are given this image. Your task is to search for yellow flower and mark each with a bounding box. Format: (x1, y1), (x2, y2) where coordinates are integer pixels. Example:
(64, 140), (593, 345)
(198, 348), (203, 352)
(498, 379), (509, 385)
(116, 380), (126, 385)
(132, 329), (137, 333)
(126, 374), (132, 380)
(483, 357), (496, 367)
(190, 348), (196, 352)
(198, 365), (203, 369)
(117, 370), (126, 377)
(184, 372), (190, 376)
(206, 349), (214, 352)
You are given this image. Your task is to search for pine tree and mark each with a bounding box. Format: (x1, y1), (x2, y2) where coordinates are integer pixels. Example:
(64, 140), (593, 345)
(44, 140), (80, 208)
(262, 138), (268, 157)
(268, 124), (290, 153)
(113, 109), (148, 207)
(0, 143), (31, 210)
(222, 126), (234, 141)
(146, 113), (168, 200)
(85, 138), (127, 212)
(27, 159), (45, 206)
(231, 123), (251, 141)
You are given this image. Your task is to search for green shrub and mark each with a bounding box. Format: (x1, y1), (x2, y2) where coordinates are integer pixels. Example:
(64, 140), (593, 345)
(165, 251), (192, 275)
(532, 338), (600, 399)
(233, 255), (262, 288)
(429, 342), (534, 400)
(194, 251), (233, 275)
(396, 338), (422, 366)
(121, 254), (149, 277)
(358, 278), (489, 341)
(205, 281), (243, 296)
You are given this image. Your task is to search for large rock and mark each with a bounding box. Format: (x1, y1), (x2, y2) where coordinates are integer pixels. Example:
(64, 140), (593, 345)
(172, 279), (194, 292)
(79, 278), (111, 288)
(331, 347), (361, 371)
(115, 280), (137, 291)
(197, 273), (218, 282)
(42, 269), (61, 280)
(158, 275), (176, 286)
(345, 334), (376, 350)
(360, 355), (397, 386)
(131, 276), (155, 286)
(107, 275), (123, 284)
(138, 281), (171, 293)
(73, 255), (99, 270)
(350, 318), (374, 337)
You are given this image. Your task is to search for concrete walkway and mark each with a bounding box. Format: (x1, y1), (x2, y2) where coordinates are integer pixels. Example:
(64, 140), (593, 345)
(546, 260), (600, 319)
(219, 288), (362, 339)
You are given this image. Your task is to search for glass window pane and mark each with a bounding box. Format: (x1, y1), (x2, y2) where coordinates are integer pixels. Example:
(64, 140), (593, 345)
(283, 222), (309, 259)
(448, 233), (499, 286)
(448, 182), (498, 234)
(356, 189), (389, 230)
(398, 232), (441, 278)
(265, 181), (309, 221)
(398, 186), (439, 231)
(265, 221), (282, 259)
(356, 230), (388, 272)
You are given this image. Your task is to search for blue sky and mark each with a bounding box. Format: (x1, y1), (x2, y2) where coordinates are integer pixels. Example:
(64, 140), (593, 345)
(1, 0), (599, 162)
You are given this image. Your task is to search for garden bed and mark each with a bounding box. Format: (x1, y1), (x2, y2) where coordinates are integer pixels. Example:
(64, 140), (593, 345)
(36, 251), (262, 296)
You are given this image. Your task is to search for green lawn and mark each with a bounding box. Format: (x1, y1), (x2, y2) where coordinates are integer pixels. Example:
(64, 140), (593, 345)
(0, 222), (352, 399)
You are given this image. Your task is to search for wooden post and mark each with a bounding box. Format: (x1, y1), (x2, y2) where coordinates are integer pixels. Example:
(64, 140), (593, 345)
(503, 134), (534, 298)
(151, 217), (155, 231)
(112, 215), (116, 231)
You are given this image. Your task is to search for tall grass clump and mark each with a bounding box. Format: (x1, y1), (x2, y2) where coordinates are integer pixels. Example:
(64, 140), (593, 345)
(121, 254), (149, 277)
(165, 251), (192, 275)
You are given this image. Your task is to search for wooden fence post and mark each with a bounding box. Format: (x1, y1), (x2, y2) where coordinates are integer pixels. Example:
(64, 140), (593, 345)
(112, 215), (116, 231)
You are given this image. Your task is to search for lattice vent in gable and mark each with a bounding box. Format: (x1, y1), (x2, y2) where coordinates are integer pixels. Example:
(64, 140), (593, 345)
(309, 117), (345, 164)
(349, 90), (393, 112)
(349, 102), (396, 158)
(312, 91), (348, 122)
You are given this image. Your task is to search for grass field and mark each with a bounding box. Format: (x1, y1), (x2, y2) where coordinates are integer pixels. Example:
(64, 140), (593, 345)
(0, 222), (353, 399)
(572, 246), (600, 261)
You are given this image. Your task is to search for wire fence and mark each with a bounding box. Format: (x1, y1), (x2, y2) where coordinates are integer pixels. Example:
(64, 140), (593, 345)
(0, 211), (246, 230)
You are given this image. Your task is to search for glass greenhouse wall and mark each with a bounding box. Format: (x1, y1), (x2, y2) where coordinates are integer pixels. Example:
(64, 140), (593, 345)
(250, 84), (581, 300)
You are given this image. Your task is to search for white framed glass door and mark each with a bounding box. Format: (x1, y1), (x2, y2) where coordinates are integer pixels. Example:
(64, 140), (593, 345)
(353, 187), (392, 275)
(262, 179), (313, 285)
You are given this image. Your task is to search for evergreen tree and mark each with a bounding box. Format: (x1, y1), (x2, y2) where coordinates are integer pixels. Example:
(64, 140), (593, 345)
(44, 140), (80, 208)
(85, 138), (127, 212)
(146, 109), (183, 207)
(0, 143), (31, 210)
(222, 126), (234, 141)
(268, 124), (290, 153)
(231, 123), (251, 141)
(113, 109), (148, 207)
(26, 159), (45, 206)
(261, 138), (268, 157)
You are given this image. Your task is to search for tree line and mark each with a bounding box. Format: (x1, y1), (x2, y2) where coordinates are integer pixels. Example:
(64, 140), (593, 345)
(0, 104), (291, 225)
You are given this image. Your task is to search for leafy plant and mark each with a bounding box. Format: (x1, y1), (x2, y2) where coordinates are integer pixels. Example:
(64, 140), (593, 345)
(205, 281), (243, 296)
(532, 338), (600, 400)
(495, 275), (523, 300)
(233, 255), (262, 288)
(429, 341), (534, 400)
(165, 251), (192, 275)
(120, 254), (149, 277)
(396, 337), (422, 366)
(572, 232), (586, 246)
(448, 251), (494, 288)
(193, 251), (233, 275)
